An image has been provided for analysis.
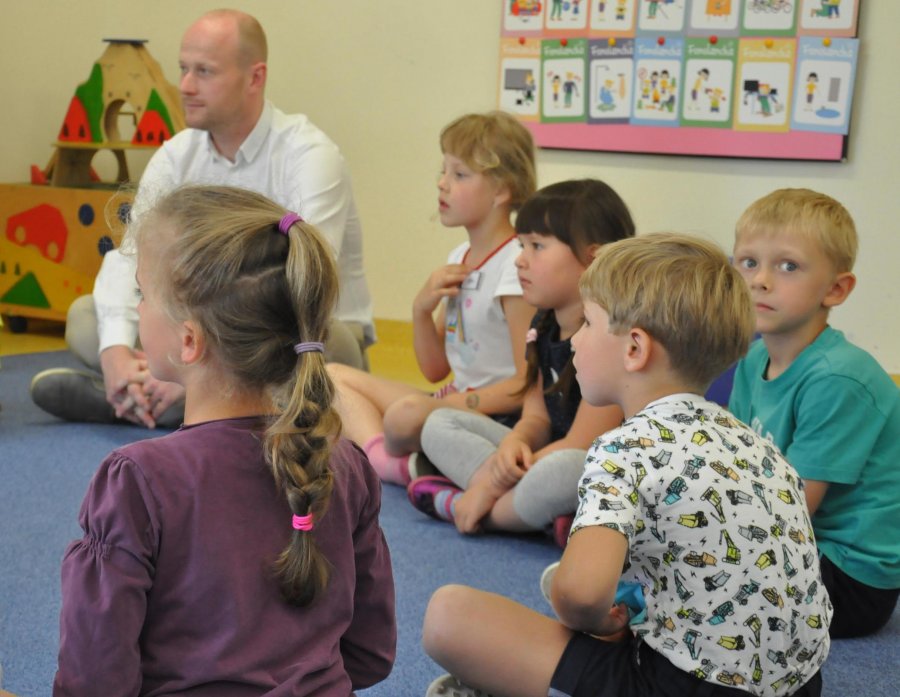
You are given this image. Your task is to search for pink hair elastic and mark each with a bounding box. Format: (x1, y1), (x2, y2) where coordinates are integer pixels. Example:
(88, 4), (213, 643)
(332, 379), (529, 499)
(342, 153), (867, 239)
(292, 513), (314, 531)
(279, 212), (304, 234)
(293, 341), (325, 355)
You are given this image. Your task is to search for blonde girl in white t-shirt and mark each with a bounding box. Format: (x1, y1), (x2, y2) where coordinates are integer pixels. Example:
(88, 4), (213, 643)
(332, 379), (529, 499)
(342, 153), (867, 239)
(328, 111), (537, 484)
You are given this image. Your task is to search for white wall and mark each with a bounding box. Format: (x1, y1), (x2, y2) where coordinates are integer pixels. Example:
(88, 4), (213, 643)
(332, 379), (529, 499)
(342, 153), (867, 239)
(2, 1), (897, 370)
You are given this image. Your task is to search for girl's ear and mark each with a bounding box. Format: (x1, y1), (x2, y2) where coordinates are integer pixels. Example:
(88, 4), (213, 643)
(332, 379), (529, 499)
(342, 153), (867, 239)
(822, 271), (856, 309)
(493, 182), (512, 210)
(584, 243), (601, 263)
(180, 320), (205, 366)
(623, 328), (652, 374)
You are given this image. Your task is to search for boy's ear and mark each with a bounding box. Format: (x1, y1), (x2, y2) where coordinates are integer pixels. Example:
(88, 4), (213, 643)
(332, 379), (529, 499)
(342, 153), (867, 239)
(623, 328), (653, 373)
(822, 271), (856, 309)
(180, 320), (205, 365)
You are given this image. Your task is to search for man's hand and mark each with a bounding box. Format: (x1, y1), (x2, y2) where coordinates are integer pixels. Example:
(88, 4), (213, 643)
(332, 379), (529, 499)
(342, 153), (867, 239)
(100, 346), (149, 422)
(99, 346), (184, 428)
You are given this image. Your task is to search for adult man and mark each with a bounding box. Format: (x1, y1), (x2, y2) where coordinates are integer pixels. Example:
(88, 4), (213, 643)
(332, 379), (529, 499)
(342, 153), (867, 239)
(31, 9), (374, 428)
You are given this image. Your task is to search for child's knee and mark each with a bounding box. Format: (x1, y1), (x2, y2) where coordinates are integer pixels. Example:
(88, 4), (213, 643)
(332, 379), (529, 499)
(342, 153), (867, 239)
(423, 585), (471, 658)
(384, 394), (432, 441)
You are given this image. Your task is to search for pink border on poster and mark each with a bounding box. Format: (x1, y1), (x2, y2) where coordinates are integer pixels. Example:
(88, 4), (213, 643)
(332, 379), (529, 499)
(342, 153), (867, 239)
(525, 122), (845, 161)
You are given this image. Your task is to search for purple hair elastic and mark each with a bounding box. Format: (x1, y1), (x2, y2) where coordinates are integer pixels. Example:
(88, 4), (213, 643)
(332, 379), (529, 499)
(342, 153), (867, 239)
(292, 513), (314, 531)
(279, 212), (304, 234)
(293, 341), (325, 355)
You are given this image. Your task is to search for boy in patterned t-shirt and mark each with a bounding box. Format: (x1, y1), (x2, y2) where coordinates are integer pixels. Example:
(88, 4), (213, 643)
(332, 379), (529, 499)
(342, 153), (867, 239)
(421, 233), (830, 697)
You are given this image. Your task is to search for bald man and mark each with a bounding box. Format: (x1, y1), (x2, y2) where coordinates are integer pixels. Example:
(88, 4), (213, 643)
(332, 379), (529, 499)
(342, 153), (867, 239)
(31, 10), (374, 427)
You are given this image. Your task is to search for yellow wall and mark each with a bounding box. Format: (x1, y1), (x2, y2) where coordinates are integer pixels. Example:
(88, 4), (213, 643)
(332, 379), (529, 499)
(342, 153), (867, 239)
(1, 1), (897, 371)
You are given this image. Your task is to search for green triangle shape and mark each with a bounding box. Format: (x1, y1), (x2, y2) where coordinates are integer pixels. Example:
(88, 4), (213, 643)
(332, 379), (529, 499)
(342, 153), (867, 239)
(1, 272), (51, 308)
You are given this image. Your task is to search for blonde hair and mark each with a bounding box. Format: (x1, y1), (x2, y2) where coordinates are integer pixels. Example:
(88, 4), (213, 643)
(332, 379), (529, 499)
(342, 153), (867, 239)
(440, 111), (537, 210)
(580, 232), (755, 390)
(735, 188), (857, 273)
(135, 185), (339, 607)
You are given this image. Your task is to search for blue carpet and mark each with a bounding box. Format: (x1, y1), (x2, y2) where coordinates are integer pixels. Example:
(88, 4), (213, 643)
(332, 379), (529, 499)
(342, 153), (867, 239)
(1, 352), (897, 696)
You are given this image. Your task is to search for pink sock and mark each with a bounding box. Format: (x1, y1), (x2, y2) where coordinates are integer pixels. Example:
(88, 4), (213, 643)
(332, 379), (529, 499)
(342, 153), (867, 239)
(363, 434), (411, 486)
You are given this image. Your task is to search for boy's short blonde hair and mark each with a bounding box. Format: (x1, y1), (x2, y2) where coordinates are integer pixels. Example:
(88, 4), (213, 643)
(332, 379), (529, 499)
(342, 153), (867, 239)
(580, 232), (755, 390)
(440, 111), (537, 211)
(735, 188), (857, 273)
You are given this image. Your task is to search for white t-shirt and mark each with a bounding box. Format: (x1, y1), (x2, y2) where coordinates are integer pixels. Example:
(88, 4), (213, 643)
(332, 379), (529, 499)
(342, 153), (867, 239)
(443, 237), (522, 391)
(93, 101), (373, 352)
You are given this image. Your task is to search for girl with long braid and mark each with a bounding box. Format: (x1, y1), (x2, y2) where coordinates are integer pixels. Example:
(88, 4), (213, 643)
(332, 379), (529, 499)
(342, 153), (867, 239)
(55, 185), (395, 696)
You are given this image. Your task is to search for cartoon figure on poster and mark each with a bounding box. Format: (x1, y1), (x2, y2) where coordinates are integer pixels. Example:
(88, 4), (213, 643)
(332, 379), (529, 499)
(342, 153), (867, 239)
(590, 59), (633, 119)
(547, 0), (588, 29)
(591, 0), (635, 30)
(791, 59), (853, 130)
(682, 61), (732, 122)
(633, 59), (679, 120)
(799, 0), (856, 32)
(737, 62), (790, 125)
(504, 0), (545, 31)
(638, 0), (686, 31)
(743, 1), (796, 31)
(689, 0), (740, 31)
(500, 58), (542, 116)
(544, 61), (585, 116)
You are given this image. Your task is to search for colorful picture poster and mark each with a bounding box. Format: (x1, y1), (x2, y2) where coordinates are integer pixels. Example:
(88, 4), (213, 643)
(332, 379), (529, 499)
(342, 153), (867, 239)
(542, 38), (588, 122)
(544, 0), (590, 33)
(687, 0), (742, 36)
(502, 0), (546, 34)
(590, 0), (638, 34)
(631, 36), (684, 125)
(680, 37), (738, 128)
(636, 0), (688, 34)
(734, 38), (796, 132)
(791, 37), (858, 134)
(741, 0), (798, 36)
(497, 0), (860, 159)
(798, 0), (860, 37)
(588, 38), (635, 123)
(499, 37), (542, 119)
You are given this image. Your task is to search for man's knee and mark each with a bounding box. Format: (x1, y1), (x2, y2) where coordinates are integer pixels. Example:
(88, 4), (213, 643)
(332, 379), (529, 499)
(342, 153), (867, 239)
(65, 295), (101, 370)
(325, 319), (369, 371)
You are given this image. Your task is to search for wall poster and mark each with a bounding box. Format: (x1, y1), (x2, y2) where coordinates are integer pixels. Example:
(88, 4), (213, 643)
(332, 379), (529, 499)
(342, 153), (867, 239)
(499, 0), (860, 160)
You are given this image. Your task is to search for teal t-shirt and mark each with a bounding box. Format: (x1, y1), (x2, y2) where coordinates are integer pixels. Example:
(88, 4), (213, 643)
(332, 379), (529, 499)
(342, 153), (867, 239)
(730, 327), (900, 590)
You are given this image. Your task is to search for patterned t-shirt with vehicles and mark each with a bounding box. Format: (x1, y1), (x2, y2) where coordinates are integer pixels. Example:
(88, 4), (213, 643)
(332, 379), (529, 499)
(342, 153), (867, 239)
(573, 393), (832, 697)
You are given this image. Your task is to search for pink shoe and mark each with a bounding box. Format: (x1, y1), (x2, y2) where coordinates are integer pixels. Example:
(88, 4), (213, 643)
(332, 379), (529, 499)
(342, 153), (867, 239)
(407, 475), (461, 522)
(553, 514), (574, 549)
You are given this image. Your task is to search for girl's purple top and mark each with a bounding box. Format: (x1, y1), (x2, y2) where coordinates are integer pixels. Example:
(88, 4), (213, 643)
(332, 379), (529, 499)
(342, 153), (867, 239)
(54, 417), (396, 696)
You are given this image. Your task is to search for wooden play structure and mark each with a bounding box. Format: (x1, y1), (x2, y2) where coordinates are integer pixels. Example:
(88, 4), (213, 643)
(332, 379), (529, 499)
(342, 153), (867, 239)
(1, 39), (183, 330)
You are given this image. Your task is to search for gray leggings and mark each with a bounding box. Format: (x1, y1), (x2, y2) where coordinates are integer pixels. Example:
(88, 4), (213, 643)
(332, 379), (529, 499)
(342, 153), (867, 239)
(420, 408), (585, 530)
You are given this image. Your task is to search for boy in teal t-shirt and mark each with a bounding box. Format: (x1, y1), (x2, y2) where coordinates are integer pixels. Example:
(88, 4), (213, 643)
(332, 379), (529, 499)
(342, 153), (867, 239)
(730, 188), (900, 638)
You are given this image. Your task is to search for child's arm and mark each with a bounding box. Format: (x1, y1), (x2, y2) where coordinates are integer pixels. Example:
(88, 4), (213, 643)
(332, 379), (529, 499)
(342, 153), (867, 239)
(533, 400), (623, 462)
(55, 454), (152, 696)
(552, 525), (630, 637)
(802, 480), (830, 515)
(490, 378), (553, 488)
(441, 295), (535, 415)
(412, 263), (471, 382)
(451, 383), (550, 533)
